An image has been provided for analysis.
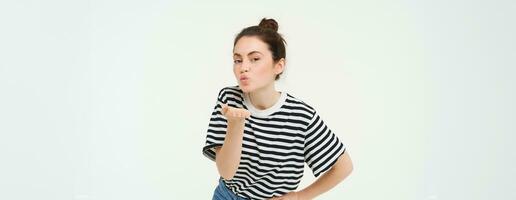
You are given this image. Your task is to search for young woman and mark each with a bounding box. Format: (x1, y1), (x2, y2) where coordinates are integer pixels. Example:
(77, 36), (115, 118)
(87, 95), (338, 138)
(202, 18), (353, 200)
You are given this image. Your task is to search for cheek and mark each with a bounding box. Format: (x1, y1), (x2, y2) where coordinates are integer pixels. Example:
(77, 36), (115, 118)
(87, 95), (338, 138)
(255, 64), (275, 79)
(233, 66), (239, 76)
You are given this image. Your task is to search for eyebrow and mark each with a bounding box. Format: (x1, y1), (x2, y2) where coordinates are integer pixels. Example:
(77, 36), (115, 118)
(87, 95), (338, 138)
(233, 51), (263, 57)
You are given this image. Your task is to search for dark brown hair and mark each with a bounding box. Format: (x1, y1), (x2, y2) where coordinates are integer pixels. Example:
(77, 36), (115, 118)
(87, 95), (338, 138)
(233, 18), (287, 80)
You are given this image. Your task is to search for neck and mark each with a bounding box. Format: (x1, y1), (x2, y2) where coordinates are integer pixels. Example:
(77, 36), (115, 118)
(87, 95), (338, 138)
(247, 83), (280, 110)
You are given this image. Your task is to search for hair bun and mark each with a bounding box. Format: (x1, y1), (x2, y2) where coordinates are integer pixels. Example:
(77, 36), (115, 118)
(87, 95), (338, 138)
(258, 18), (279, 32)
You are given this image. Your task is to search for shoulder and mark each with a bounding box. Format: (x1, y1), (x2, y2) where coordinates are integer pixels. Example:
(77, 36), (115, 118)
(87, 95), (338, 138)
(283, 92), (317, 119)
(283, 93), (330, 131)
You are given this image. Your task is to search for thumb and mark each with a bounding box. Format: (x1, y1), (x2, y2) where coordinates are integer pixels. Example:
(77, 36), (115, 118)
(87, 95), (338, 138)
(220, 103), (229, 114)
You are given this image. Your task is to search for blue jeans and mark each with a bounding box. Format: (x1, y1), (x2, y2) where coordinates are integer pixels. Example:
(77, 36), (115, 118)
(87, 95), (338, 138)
(212, 177), (249, 200)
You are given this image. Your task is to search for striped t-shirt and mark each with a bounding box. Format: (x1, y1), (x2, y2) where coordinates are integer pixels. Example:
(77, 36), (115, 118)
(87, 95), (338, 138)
(202, 85), (346, 200)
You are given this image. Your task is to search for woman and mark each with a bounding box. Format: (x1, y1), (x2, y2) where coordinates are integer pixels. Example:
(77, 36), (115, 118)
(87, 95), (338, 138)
(202, 18), (353, 200)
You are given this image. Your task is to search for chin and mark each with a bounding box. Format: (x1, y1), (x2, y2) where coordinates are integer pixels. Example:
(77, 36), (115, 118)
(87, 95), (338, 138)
(238, 84), (253, 93)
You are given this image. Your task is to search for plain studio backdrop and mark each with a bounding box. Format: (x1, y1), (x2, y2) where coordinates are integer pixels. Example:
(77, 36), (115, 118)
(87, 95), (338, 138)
(0, 0), (514, 199)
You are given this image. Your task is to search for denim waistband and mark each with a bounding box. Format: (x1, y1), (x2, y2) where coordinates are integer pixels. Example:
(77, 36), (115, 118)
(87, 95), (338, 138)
(212, 177), (249, 200)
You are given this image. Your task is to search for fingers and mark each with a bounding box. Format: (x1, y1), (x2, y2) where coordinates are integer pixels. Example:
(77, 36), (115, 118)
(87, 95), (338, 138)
(234, 109), (251, 119)
(219, 103), (252, 120)
(243, 110), (251, 118)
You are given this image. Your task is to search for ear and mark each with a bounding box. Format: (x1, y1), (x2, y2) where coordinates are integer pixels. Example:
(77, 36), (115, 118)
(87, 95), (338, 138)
(274, 58), (286, 75)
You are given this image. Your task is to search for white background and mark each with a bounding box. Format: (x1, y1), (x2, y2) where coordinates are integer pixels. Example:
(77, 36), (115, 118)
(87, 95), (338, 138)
(0, 0), (514, 199)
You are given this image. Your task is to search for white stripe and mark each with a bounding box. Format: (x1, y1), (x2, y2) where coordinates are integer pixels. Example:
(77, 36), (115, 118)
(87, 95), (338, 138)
(241, 140), (304, 154)
(238, 159), (304, 173)
(241, 148), (304, 161)
(240, 153), (304, 167)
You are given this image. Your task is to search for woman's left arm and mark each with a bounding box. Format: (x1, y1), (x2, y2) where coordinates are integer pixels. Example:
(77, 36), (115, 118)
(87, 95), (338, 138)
(270, 151), (353, 200)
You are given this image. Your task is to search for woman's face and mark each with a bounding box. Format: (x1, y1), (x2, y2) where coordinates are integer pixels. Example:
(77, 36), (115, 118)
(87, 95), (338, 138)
(233, 36), (284, 93)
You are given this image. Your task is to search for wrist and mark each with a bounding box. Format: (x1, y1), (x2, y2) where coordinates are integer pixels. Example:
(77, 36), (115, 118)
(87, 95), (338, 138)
(227, 118), (246, 125)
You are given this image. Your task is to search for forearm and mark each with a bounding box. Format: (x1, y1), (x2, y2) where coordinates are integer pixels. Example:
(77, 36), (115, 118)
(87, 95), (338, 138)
(216, 120), (246, 180)
(298, 153), (353, 200)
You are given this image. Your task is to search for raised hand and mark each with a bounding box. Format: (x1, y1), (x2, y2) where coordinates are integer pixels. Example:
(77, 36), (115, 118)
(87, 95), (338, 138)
(220, 103), (251, 123)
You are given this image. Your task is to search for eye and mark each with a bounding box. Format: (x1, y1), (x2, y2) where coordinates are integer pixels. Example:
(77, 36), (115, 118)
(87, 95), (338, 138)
(233, 60), (242, 64)
(252, 58), (260, 61)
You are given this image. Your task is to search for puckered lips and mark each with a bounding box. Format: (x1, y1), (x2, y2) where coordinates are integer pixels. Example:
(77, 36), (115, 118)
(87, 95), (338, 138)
(239, 75), (250, 84)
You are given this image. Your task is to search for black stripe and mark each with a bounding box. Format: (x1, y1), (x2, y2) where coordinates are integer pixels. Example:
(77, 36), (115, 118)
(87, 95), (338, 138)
(249, 116), (310, 127)
(244, 130), (304, 145)
(242, 143), (304, 157)
(241, 149), (304, 164)
(244, 123), (304, 139)
(238, 159), (304, 175)
(242, 137), (303, 151)
(282, 104), (314, 116)
(247, 118), (305, 132)
(270, 111), (312, 119)
(240, 156), (304, 169)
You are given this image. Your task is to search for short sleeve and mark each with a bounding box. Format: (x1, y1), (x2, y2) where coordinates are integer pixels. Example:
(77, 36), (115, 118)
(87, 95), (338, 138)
(202, 88), (228, 162)
(304, 111), (346, 177)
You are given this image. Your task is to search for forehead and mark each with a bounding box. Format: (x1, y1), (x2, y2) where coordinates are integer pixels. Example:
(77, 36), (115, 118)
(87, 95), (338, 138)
(233, 36), (269, 56)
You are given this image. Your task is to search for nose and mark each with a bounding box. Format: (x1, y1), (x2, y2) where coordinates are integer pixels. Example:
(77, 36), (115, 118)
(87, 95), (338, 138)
(240, 63), (250, 73)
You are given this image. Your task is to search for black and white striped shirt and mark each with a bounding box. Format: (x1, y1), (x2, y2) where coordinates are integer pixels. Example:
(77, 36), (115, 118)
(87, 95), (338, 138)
(202, 85), (346, 200)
